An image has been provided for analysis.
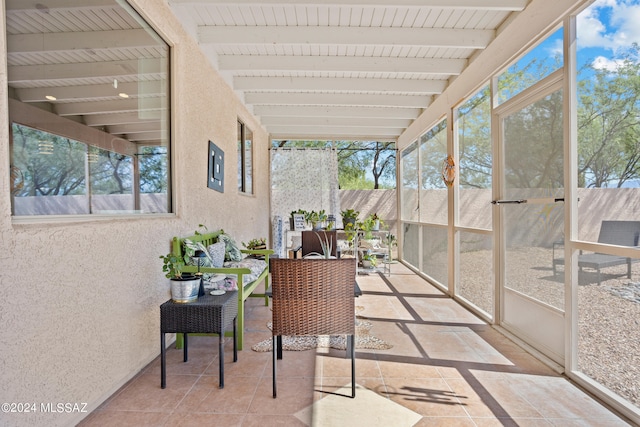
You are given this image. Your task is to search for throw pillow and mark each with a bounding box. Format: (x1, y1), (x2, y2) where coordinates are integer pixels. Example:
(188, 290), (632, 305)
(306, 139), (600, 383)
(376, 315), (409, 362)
(218, 233), (243, 262)
(207, 241), (226, 268)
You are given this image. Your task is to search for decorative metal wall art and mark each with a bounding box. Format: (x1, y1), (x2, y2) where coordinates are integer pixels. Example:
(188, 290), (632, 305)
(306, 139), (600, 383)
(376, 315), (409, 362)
(207, 140), (224, 193)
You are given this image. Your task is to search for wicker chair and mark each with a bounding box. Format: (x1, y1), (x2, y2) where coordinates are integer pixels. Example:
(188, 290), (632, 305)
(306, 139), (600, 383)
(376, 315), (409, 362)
(270, 258), (357, 398)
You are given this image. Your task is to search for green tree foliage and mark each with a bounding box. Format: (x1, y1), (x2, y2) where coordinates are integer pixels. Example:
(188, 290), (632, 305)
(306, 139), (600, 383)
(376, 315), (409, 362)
(139, 146), (168, 193)
(578, 44), (640, 188)
(89, 149), (132, 195)
(419, 120), (448, 189)
(504, 90), (564, 190)
(458, 86), (492, 189)
(273, 140), (396, 189)
(10, 123), (147, 198)
(11, 124), (86, 196)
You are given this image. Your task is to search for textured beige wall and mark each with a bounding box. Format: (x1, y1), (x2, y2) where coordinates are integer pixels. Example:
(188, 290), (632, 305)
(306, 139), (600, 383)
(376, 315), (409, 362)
(0, 1), (270, 426)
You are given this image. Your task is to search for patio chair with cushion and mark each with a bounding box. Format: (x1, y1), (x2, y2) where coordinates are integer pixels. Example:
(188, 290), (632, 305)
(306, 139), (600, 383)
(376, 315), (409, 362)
(553, 220), (640, 285)
(270, 258), (356, 398)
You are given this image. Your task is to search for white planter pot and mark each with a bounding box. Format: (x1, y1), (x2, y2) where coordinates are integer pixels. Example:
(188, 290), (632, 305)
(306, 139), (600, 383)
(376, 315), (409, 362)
(170, 276), (201, 303)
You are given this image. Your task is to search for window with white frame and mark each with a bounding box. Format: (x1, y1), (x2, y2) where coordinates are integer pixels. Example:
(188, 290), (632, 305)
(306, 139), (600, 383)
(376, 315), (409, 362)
(7, 1), (171, 216)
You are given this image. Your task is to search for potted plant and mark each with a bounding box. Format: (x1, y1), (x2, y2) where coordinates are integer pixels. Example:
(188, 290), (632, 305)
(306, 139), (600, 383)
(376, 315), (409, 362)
(360, 213), (386, 239)
(242, 237), (267, 250)
(317, 209), (328, 229)
(305, 231), (335, 259)
(370, 213), (383, 231)
(160, 252), (201, 303)
(341, 208), (359, 229)
(305, 210), (326, 230)
(361, 251), (377, 268)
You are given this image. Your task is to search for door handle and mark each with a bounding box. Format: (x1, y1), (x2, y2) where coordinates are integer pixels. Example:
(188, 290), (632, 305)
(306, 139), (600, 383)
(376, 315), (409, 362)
(491, 199), (526, 204)
(491, 198), (564, 205)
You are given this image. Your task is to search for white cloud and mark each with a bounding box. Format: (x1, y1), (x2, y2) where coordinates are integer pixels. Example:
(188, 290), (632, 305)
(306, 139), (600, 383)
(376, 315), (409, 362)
(577, 0), (640, 50)
(592, 55), (626, 70)
(609, 2), (640, 47)
(577, 3), (609, 48)
(549, 38), (563, 56)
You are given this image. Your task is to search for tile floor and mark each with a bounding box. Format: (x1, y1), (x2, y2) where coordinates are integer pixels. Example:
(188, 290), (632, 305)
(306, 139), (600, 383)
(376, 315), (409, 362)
(79, 263), (632, 426)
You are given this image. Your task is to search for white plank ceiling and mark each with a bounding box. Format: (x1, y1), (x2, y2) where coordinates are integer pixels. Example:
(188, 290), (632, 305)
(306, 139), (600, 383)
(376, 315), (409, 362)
(5, 0), (529, 144)
(168, 0), (527, 141)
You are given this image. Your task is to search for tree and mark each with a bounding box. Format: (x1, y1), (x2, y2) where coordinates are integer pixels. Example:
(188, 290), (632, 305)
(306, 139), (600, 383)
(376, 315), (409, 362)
(139, 146), (168, 193)
(273, 140), (396, 189)
(458, 86), (492, 189)
(11, 124), (86, 196)
(577, 45), (640, 188)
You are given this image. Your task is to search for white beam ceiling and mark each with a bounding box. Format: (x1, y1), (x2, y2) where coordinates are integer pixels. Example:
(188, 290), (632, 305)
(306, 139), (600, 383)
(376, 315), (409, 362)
(168, 0), (526, 140)
(218, 56), (468, 75)
(5, 1), (529, 144)
(168, 0), (527, 11)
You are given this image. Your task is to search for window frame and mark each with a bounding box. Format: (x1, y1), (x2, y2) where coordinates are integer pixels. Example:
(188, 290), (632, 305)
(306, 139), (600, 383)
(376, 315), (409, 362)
(7, 0), (172, 221)
(237, 119), (253, 195)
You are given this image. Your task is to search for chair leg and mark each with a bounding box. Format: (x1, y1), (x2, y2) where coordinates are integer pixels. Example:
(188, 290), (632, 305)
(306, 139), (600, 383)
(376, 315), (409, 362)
(350, 334), (355, 398)
(272, 336), (277, 398)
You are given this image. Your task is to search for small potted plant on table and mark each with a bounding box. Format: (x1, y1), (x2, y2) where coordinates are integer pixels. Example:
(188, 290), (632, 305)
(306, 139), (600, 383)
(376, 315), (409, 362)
(361, 251), (377, 269)
(160, 252), (201, 303)
(242, 237), (267, 251)
(340, 208), (359, 229)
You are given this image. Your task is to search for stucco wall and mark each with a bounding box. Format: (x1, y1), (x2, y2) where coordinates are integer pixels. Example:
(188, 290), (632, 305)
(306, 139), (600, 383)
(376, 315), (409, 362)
(0, 1), (270, 426)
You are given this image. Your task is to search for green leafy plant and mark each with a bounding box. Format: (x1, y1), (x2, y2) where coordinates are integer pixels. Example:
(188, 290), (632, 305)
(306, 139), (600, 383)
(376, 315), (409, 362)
(159, 252), (189, 279)
(340, 208), (359, 221)
(314, 231), (333, 258)
(360, 213), (385, 238)
(242, 237), (267, 250)
(343, 221), (357, 246)
(386, 233), (397, 248)
(194, 224), (208, 235)
(305, 210), (327, 229)
(341, 208), (360, 230)
(361, 251), (377, 267)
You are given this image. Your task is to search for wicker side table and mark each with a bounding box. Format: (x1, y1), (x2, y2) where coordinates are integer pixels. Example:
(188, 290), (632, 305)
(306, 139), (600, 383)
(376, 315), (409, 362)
(160, 291), (238, 389)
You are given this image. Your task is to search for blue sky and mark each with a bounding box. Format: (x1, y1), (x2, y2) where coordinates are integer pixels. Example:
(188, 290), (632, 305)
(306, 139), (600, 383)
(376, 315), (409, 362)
(518, 0), (640, 74)
(577, 0), (640, 70)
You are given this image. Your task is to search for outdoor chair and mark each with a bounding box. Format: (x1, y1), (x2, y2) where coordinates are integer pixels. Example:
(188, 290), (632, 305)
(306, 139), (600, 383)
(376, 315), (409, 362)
(270, 258), (356, 398)
(553, 220), (640, 285)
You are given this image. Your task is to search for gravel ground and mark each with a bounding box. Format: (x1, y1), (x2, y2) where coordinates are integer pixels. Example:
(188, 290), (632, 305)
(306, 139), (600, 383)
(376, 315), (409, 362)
(455, 246), (640, 408)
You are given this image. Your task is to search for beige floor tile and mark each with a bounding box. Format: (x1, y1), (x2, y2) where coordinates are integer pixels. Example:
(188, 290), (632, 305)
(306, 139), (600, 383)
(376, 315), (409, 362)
(79, 410), (171, 426)
(413, 417), (476, 426)
(165, 412), (245, 426)
(249, 376), (316, 415)
(103, 372), (197, 413)
(174, 375), (259, 414)
(78, 267), (631, 427)
(383, 377), (470, 417)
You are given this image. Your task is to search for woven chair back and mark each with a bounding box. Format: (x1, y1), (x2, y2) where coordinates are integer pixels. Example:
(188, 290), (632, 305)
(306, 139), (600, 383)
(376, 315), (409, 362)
(271, 258), (356, 337)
